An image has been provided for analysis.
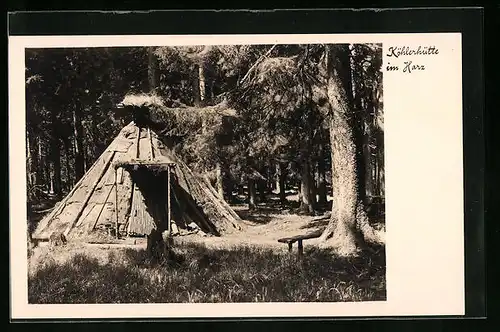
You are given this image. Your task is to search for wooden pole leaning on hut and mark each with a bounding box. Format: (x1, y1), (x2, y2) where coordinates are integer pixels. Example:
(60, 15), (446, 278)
(148, 128), (155, 160)
(167, 164), (172, 237)
(114, 168), (119, 239)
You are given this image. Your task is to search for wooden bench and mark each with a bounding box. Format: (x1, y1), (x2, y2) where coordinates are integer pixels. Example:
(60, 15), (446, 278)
(278, 229), (323, 256)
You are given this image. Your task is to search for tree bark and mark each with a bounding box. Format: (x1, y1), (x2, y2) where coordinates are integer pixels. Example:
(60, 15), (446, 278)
(192, 64), (202, 107)
(363, 99), (374, 201)
(198, 63), (206, 106)
(350, 44), (368, 206)
(318, 44), (373, 256)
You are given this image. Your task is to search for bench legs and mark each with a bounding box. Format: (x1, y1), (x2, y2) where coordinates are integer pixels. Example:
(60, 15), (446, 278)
(297, 239), (303, 256)
(284, 240), (305, 256)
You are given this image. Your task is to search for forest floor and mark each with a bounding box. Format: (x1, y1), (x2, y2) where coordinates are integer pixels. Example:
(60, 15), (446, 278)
(27, 192), (386, 304)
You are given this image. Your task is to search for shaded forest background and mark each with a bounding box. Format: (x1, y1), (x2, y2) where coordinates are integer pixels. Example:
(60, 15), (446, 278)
(25, 44), (385, 246)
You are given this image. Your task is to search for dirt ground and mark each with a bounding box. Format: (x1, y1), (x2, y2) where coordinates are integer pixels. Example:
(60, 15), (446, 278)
(28, 205), (330, 275)
(180, 205), (329, 249)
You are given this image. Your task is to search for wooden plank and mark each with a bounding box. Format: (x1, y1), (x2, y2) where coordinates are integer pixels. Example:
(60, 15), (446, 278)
(63, 151), (116, 238)
(118, 167), (124, 184)
(277, 229), (323, 244)
(109, 138), (133, 153)
(114, 169), (119, 239)
(75, 203), (95, 228)
(148, 128), (155, 160)
(126, 182), (136, 236)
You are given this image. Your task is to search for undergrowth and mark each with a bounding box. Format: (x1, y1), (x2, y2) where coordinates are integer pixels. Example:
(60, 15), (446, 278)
(28, 243), (386, 303)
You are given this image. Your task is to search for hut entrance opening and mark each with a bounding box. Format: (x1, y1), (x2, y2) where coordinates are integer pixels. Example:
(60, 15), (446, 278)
(121, 163), (173, 237)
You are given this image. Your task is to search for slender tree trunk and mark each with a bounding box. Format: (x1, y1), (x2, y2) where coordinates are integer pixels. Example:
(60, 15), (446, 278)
(148, 47), (160, 93)
(278, 162), (287, 205)
(192, 64), (202, 107)
(258, 178), (267, 203)
(49, 142), (61, 197)
(63, 139), (72, 191)
(248, 178), (256, 210)
(72, 107), (85, 181)
(37, 135), (43, 186)
(299, 159), (315, 215)
(275, 163), (280, 193)
(26, 130), (33, 190)
(50, 108), (61, 198)
(215, 164), (224, 199)
(198, 63), (206, 106)
(317, 144), (328, 207)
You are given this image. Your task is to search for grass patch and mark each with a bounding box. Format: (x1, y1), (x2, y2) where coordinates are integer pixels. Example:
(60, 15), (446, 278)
(29, 243), (385, 303)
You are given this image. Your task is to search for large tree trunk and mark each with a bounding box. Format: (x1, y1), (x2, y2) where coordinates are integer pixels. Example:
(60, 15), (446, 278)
(319, 44), (381, 256)
(299, 159), (315, 215)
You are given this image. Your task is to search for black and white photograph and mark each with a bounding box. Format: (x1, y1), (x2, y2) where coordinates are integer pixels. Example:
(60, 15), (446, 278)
(9, 19), (472, 317)
(24, 43), (386, 304)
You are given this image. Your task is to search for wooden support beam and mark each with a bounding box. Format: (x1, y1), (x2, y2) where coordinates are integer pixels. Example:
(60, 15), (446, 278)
(135, 126), (141, 159)
(148, 128), (155, 161)
(114, 169), (119, 239)
(126, 182), (136, 237)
